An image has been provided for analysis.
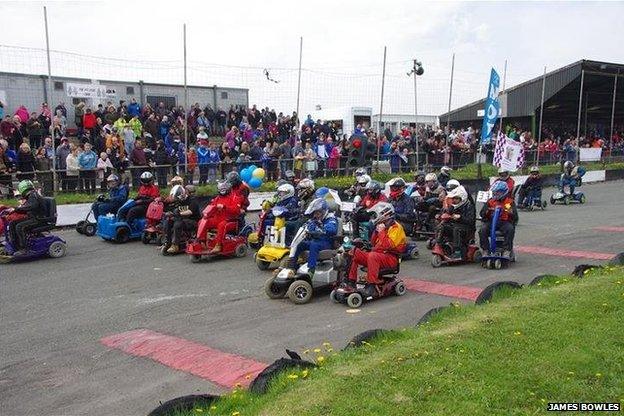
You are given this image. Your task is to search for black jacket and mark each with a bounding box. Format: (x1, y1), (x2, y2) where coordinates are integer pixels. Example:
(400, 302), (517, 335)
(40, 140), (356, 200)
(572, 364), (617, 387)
(16, 191), (47, 219)
(449, 200), (476, 228)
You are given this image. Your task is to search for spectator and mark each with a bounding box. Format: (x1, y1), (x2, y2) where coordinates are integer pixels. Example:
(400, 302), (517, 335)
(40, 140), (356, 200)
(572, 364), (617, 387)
(122, 124), (135, 156)
(74, 101), (86, 135)
(16, 142), (36, 181)
(78, 142), (98, 193)
(196, 139), (210, 185)
(97, 152), (114, 190)
(153, 140), (170, 188)
(219, 142), (234, 178)
(35, 137), (54, 171)
(127, 98), (141, 118)
(26, 112), (43, 150)
(56, 137), (71, 191)
(130, 140), (148, 187)
(186, 146), (197, 183)
(55, 102), (67, 118)
(14, 105), (29, 123)
(66, 145), (80, 191)
(129, 115), (142, 138)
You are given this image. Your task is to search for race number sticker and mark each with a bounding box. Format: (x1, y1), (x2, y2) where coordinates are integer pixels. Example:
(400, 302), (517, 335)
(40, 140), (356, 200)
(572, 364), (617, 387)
(477, 191), (492, 203)
(265, 226), (286, 248)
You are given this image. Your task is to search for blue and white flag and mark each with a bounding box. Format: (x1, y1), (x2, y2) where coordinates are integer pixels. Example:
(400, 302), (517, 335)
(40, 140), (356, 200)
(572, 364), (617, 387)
(480, 68), (501, 145)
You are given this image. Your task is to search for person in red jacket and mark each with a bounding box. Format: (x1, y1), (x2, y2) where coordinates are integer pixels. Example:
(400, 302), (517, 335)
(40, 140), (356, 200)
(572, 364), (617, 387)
(226, 171), (250, 227)
(490, 167), (515, 197)
(83, 108), (97, 132)
(347, 202), (406, 291)
(479, 181), (517, 256)
(351, 180), (387, 239)
(197, 180), (242, 254)
(119, 171), (160, 224)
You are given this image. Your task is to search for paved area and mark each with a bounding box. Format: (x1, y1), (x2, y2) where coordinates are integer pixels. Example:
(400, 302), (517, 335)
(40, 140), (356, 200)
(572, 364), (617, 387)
(1, 180), (622, 416)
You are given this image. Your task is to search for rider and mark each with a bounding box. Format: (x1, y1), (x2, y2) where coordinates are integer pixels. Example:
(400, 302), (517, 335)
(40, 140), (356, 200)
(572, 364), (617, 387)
(518, 166), (543, 207)
(560, 161), (586, 195)
(352, 180), (386, 239)
(91, 174), (128, 219)
(118, 171), (160, 225)
(287, 198), (338, 277)
(479, 181), (517, 257)
(492, 167), (515, 197)
(8, 180), (47, 256)
(295, 178), (316, 210)
(347, 202), (406, 293)
(408, 171), (427, 198)
(198, 180), (243, 254)
(165, 184), (201, 254)
(345, 169), (370, 200)
(386, 177), (417, 235)
(438, 166), (452, 188)
(226, 171), (250, 222)
(437, 185), (476, 259)
(417, 173), (446, 222)
(269, 183), (301, 243)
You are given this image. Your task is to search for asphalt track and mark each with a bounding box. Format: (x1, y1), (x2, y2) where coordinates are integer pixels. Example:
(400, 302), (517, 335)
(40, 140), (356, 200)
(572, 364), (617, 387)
(1, 180), (623, 416)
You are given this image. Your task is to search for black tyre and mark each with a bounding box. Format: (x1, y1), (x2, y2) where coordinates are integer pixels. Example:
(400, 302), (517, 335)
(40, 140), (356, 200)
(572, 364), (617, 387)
(329, 289), (340, 303)
(287, 280), (313, 304)
(394, 281), (406, 296)
(115, 227), (130, 244)
(249, 357), (316, 395)
(529, 274), (557, 286)
(550, 195), (556, 205)
(416, 306), (448, 326)
(234, 244), (248, 258)
(343, 329), (387, 350)
(190, 254), (202, 263)
(264, 277), (287, 299)
(256, 258), (271, 271)
(141, 231), (151, 244)
(346, 293), (363, 308)
(147, 394), (219, 416)
(83, 222), (96, 236)
(475, 281), (522, 304)
(75, 220), (85, 234)
(431, 254), (443, 268)
(608, 252), (624, 266)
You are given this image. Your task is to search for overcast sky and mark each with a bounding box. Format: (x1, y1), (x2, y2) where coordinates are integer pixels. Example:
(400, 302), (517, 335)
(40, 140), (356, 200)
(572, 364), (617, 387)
(1, 0), (623, 117)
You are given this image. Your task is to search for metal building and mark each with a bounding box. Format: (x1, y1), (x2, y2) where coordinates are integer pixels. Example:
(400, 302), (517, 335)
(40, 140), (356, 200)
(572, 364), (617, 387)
(0, 71), (249, 127)
(372, 113), (439, 134)
(439, 60), (623, 137)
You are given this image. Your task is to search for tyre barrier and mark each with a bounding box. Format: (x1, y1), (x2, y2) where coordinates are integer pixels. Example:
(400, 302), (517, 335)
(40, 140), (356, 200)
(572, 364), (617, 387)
(147, 394), (219, 416)
(475, 281), (522, 305)
(416, 306), (449, 326)
(249, 356), (316, 395)
(342, 329), (387, 350)
(608, 252), (624, 266)
(528, 274), (557, 286)
(571, 264), (603, 278)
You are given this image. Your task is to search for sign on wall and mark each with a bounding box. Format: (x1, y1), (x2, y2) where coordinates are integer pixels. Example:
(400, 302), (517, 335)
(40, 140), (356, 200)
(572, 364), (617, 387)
(66, 82), (116, 98)
(579, 148), (602, 162)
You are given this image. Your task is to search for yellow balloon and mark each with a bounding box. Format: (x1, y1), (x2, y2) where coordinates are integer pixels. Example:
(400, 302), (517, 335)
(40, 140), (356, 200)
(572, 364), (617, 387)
(252, 168), (265, 179)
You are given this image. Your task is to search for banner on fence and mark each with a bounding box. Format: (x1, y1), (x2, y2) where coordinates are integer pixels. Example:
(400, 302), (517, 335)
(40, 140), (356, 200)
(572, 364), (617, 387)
(493, 132), (524, 172)
(480, 68), (501, 145)
(579, 147), (602, 162)
(66, 82), (116, 99)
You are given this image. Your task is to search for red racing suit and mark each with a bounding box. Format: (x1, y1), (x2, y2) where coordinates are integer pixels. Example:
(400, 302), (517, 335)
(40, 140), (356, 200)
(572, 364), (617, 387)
(348, 221), (407, 285)
(196, 192), (242, 245)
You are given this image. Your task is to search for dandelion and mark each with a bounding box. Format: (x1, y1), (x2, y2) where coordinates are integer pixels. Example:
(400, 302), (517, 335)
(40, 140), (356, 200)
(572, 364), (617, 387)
(555, 280), (560, 284)
(322, 342), (332, 347)
(460, 349), (465, 353)
(313, 348), (321, 353)
(514, 331), (522, 336)
(602, 303), (608, 306)
(210, 406), (217, 410)
(195, 409), (203, 413)
(287, 374), (299, 380)
(568, 371), (575, 375)
(327, 348), (333, 352)
(361, 341), (372, 347)
(317, 356), (325, 363)
(232, 412), (240, 416)
(245, 374), (251, 380)
(529, 391), (535, 396)
(301, 369), (309, 378)
(445, 347), (450, 351)
(595, 373), (602, 378)
(397, 357), (404, 361)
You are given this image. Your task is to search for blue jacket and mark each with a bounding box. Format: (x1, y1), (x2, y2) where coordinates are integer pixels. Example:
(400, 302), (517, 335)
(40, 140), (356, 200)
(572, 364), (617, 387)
(128, 103), (141, 117)
(197, 146), (219, 165)
(277, 196), (301, 221)
(108, 185), (129, 207)
(78, 150), (97, 169)
(306, 215), (338, 245)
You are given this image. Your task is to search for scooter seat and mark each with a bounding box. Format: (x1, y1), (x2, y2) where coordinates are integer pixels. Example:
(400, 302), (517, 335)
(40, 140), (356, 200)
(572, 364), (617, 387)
(30, 223), (55, 234)
(378, 266), (399, 278)
(317, 249), (337, 261)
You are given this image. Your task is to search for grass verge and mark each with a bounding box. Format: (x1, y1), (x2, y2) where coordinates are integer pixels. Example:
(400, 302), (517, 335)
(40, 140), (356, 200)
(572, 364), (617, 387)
(174, 267), (624, 416)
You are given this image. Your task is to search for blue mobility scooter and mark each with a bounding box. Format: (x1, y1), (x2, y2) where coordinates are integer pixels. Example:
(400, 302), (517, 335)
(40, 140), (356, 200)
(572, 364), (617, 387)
(96, 199), (147, 243)
(481, 206), (516, 270)
(0, 198), (67, 262)
(550, 164), (586, 205)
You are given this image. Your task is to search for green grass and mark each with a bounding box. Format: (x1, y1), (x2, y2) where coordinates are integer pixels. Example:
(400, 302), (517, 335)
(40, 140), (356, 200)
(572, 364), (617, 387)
(4, 160), (624, 207)
(174, 266), (624, 416)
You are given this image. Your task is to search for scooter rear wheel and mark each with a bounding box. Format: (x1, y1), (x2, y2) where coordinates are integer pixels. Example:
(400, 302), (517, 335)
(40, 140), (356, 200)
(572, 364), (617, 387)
(431, 254), (443, 268)
(48, 241), (66, 258)
(141, 231), (152, 245)
(494, 259), (503, 269)
(330, 289), (340, 303)
(190, 254), (202, 263)
(346, 293), (363, 308)
(394, 281), (406, 296)
(75, 220), (85, 234)
(83, 222), (96, 237)
(234, 244), (248, 258)
(256, 258), (271, 270)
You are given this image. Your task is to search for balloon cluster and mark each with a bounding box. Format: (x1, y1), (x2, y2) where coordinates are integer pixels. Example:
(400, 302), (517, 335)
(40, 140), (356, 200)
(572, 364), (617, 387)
(240, 165), (265, 189)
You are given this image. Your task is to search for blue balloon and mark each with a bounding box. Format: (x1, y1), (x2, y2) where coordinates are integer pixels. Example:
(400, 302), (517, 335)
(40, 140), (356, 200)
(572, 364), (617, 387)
(241, 168), (252, 183)
(248, 177), (262, 189)
(249, 164), (258, 173)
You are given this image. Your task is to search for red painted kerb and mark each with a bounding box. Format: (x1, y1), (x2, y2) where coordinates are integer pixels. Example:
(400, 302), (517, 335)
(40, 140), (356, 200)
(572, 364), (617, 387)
(403, 278), (482, 301)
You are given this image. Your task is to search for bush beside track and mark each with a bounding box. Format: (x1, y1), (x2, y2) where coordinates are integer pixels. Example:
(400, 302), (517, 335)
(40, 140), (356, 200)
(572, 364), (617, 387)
(170, 266), (624, 416)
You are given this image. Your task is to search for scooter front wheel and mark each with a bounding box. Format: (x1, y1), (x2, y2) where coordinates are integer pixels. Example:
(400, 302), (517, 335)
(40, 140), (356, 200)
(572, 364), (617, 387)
(265, 277), (288, 299)
(83, 222), (96, 237)
(346, 293), (363, 308)
(431, 254), (443, 268)
(287, 280), (313, 304)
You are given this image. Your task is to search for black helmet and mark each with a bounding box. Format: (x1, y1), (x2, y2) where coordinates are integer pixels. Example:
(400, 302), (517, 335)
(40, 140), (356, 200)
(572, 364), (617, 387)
(414, 171), (426, 186)
(226, 171), (242, 186)
(366, 180), (383, 197)
(140, 171), (154, 185)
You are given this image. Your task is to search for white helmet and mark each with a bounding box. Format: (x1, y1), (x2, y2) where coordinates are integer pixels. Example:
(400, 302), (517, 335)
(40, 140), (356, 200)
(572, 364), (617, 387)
(276, 183), (295, 202)
(447, 185), (468, 208)
(497, 167), (510, 178)
(296, 178), (315, 199)
(440, 166), (452, 175)
(367, 202), (395, 226)
(446, 179), (460, 191)
(425, 173), (437, 182)
(357, 174), (371, 186)
(354, 167), (367, 177)
(169, 184), (187, 201)
(140, 171), (154, 184)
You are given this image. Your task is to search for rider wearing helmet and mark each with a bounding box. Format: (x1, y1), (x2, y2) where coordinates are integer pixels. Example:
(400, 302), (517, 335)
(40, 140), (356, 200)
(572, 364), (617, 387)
(352, 180), (387, 239)
(197, 179), (244, 254)
(265, 183), (301, 234)
(410, 171), (427, 198)
(417, 173), (446, 221)
(479, 181), (517, 256)
(283, 169), (296, 186)
(345, 170), (370, 200)
(492, 167), (515, 197)
(227, 170), (251, 226)
(560, 161), (586, 195)
(295, 178), (316, 210)
(164, 185), (202, 254)
(287, 198), (338, 277)
(347, 202), (406, 290)
(92, 174), (128, 219)
(518, 166), (544, 208)
(386, 177), (417, 235)
(438, 166), (452, 188)
(119, 171), (160, 224)
(438, 185), (476, 259)
(8, 180), (47, 256)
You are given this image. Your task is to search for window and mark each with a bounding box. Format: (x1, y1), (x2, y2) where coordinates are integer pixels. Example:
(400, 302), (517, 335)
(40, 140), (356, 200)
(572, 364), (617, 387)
(126, 86), (135, 95)
(54, 81), (64, 91)
(220, 91), (228, 99)
(71, 98), (81, 105)
(146, 95), (176, 109)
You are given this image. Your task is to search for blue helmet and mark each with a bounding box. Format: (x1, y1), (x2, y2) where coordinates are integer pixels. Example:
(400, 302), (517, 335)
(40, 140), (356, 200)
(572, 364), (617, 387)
(491, 181), (509, 200)
(315, 187), (329, 198)
(304, 197), (329, 218)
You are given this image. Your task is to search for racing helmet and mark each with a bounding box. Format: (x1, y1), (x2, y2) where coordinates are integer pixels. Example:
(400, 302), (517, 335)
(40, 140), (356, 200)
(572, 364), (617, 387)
(491, 181), (509, 201)
(296, 178), (315, 199)
(414, 171), (426, 186)
(440, 166), (452, 175)
(563, 160), (574, 173)
(184, 184), (196, 195)
(357, 174), (371, 186)
(276, 183), (295, 202)
(354, 167), (367, 178)
(106, 174), (120, 188)
(367, 202), (395, 226)
(387, 177), (406, 199)
(169, 184), (187, 201)
(284, 170), (295, 181)
(217, 179), (232, 195)
(140, 171), (154, 185)
(226, 171), (242, 186)
(315, 187), (330, 198)
(170, 175), (184, 186)
(529, 166), (540, 175)
(446, 179), (461, 191)
(497, 167), (510, 179)
(365, 180), (383, 197)
(447, 185), (468, 208)
(17, 179), (34, 195)
(304, 197), (329, 220)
